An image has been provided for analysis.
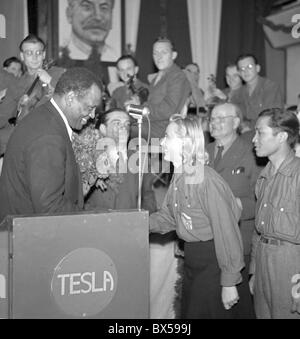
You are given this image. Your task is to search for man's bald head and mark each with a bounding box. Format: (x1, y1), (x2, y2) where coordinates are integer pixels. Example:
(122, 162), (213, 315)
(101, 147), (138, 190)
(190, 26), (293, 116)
(209, 103), (243, 141)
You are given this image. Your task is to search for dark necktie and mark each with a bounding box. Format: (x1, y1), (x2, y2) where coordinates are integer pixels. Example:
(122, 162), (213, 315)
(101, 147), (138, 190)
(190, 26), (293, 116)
(213, 145), (224, 169)
(88, 45), (101, 63)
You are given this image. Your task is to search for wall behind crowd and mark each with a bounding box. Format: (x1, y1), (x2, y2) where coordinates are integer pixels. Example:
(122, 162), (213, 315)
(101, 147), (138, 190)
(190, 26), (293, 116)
(1, 0), (300, 104)
(0, 0), (28, 63)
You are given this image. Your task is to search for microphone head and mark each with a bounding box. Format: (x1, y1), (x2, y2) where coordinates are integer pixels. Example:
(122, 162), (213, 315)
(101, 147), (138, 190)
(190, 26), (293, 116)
(126, 104), (150, 116)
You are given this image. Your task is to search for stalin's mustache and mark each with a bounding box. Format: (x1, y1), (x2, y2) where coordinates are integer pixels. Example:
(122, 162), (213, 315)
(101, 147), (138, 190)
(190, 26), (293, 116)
(82, 20), (110, 31)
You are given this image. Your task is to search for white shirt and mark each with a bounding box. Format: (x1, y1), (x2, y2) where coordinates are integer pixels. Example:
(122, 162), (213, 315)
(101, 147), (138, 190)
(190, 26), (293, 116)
(50, 98), (73, 141)
(63, 33), (118, 62)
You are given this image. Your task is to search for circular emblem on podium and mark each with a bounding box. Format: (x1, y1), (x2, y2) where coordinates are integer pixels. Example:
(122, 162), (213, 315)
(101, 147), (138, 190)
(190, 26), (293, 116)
(51, 248), (118, 318)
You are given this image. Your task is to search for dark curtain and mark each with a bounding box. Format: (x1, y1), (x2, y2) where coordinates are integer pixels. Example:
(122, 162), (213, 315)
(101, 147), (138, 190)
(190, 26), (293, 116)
(135, 0), (192, 83)
(27, 0), (38, 35)
(216, 0), (277, 89)
(27, 0), (59, 61)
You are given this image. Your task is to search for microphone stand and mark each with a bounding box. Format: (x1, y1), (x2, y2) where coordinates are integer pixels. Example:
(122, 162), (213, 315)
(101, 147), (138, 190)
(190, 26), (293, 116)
(130, 113), (143, 211)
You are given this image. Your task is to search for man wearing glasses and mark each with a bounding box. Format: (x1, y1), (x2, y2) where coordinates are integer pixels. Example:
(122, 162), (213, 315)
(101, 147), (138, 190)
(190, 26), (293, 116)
(17, 35), (65, 120)
(0, 35), (65, 156)
(233, 54), (283, 135)
(207, 102), (260, 318)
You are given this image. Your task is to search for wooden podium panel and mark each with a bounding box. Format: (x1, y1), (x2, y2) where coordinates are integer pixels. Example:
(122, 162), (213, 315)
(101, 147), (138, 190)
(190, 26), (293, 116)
(0, 211), (149, 319)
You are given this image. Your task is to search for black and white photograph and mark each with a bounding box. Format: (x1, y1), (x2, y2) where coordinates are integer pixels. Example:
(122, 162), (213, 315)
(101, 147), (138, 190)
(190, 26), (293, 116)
(1, 0), (300, 324)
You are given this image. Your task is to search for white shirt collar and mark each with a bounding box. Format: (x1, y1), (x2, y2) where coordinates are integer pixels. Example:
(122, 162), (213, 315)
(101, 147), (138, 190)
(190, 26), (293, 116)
(50, 98), (73, 141)
(64, 33), (118, 62)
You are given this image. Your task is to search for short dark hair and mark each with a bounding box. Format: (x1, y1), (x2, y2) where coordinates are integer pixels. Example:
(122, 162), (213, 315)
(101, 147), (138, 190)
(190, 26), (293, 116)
(153, 37), (175, 51)
(225, 63), (238, 71)
(236, 54), (259, 66)
(185, 63), (200, 73)
(3, 56), (22, 68)
(95, 108), (128, 129)
(116, 55), (138, 68)
(19, 34), (46, 52)
(54, 67), (103, 98)
(258, 108), (300, 149)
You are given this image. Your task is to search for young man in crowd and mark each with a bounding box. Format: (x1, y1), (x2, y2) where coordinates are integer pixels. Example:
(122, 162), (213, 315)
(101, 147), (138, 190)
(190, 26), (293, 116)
(110, 55), (148, 110)
(233, 54), (283, 133)
(250, 108), (300, 319)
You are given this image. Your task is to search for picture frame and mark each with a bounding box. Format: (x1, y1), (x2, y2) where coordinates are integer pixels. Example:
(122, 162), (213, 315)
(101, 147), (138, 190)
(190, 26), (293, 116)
(37, 0), (125, 64)
(58, 0), (123, 63)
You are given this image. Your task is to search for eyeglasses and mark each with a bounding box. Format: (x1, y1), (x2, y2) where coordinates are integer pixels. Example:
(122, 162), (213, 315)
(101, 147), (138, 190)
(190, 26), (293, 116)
(239, 64), (255, 72)
(110, 121), (130, 129)
(209, 116), (236, 123)
(22, 50), (44, 57)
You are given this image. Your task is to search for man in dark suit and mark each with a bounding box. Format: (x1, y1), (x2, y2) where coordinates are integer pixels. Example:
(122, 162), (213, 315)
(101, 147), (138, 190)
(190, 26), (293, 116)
(206, 102), (260, 319)
(0, 67), (102, 223)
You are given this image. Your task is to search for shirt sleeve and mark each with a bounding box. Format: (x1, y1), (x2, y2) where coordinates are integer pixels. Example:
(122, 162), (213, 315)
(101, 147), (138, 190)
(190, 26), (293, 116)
(149, 187), (176, 234)
(202, 174), (245, 286)
(25, 134), (80, 214)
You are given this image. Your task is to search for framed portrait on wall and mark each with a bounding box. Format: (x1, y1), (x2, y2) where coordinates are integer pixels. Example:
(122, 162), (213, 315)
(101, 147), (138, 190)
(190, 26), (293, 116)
(58, 0), (123, 63)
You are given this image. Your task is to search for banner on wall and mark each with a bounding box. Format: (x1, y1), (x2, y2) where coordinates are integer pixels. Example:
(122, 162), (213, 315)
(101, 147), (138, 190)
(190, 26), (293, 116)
(262, 3), (300, 48)
(0, 0), (28, 63)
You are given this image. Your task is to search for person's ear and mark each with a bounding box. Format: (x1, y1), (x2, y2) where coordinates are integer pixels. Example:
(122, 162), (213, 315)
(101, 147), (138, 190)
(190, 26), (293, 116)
(172, 51), (178, 61)
(256, 64), (261, 74)
(65, 91), (76, 107)
(135, 66), (139, 75)
(66, 6), (73, 24)
(20, 52), (25, 62)
(278, 131), (288, 144)
(99, 124), (107, 136)
(233, 116), (240, 131)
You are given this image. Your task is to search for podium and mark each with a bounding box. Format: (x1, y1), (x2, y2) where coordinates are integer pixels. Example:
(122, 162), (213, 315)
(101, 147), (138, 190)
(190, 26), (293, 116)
(0, 210), (149, 319)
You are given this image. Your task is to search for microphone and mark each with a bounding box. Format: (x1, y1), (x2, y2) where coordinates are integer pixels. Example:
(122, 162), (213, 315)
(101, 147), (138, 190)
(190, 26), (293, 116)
(126, 104), (150, 118)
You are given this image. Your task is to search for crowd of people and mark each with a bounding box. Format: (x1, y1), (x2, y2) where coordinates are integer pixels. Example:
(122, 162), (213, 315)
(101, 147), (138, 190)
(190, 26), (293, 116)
(0, 26), (300, 320)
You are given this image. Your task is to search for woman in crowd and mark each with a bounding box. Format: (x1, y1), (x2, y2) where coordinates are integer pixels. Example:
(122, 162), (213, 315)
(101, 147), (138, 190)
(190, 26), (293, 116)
(150, 114), (244, 319)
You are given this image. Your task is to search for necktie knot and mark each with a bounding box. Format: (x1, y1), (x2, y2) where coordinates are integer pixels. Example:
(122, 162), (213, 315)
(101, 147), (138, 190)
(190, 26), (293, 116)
(88, 45), (101, 62)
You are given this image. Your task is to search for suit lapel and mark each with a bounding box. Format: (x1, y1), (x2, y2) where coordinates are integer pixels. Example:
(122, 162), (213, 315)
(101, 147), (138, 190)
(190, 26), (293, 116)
(44, 101), (84, 206)
(216, 138), (244, 173)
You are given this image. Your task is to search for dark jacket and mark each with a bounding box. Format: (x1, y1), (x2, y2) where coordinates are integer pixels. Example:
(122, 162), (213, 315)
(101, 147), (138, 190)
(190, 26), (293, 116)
(207, 137), (260, 254)
(0, 100), (83, 222)
(146, 63), (191, 139)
